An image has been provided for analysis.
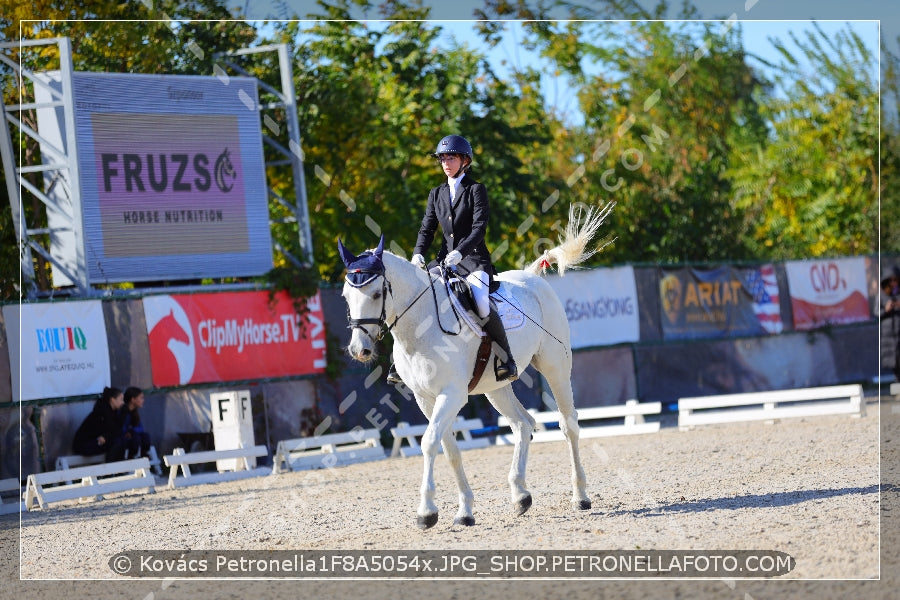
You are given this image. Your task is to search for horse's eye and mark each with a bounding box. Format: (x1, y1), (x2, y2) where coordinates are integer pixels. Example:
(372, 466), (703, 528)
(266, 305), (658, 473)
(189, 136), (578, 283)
(373, 291), (382, 300)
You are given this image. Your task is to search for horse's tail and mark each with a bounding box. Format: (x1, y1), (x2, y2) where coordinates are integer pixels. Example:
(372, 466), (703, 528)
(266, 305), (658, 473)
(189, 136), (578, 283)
(526, 202), (616, 276)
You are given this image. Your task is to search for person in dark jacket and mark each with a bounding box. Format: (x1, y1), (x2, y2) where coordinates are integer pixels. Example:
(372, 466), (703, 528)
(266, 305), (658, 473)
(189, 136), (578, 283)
(881, 270), (900, 381)
(122, 386), (151, 459)
(72, 386), (126, 462)
(387, 134), (516, 385)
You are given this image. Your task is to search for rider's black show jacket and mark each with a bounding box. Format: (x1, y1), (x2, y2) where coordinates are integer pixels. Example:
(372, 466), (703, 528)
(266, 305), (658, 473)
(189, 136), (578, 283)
(413, 174), (494, 276)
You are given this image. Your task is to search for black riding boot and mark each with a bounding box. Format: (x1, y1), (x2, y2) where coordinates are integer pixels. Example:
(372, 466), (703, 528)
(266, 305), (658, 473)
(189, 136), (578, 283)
(386, 362), (403, 385)
(481, 306), (518, 382)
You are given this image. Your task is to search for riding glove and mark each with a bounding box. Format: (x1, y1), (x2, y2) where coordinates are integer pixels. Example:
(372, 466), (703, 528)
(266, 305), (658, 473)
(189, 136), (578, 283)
(444, 250), (463, 266)
(411, 254), (426, 268)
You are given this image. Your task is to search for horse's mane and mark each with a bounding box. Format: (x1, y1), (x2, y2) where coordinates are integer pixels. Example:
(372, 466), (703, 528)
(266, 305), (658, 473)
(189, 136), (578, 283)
(526, 202), (615, 276)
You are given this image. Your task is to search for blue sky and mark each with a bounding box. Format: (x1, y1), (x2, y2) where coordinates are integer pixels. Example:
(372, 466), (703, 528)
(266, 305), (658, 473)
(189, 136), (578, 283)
(239, 0), (896, 50)
(237, 1), (885, 123)
(432, 20), (879, 124)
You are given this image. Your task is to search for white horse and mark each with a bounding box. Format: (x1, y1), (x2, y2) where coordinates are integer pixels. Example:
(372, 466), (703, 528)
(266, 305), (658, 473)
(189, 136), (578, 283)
(339, 203), (613, 529)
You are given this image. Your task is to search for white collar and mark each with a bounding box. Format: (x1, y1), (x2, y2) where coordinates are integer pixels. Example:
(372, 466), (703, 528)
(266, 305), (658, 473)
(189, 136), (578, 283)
(447, 173), (465, 188)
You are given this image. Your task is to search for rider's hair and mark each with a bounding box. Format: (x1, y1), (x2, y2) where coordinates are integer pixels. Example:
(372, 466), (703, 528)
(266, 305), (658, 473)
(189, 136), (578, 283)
(100, 386), (122, 403)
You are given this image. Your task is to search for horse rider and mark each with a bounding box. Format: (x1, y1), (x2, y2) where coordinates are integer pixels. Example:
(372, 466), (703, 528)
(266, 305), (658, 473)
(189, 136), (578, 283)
(387, 134), (518, 385)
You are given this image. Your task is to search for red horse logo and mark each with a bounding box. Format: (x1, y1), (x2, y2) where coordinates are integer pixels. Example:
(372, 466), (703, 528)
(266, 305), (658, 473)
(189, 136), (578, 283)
(147, 305), (193, 386)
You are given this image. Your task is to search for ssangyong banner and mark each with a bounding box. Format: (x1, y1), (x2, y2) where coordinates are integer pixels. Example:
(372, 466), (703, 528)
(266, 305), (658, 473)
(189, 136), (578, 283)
(660, 265), (784, 340)
(2, 301), (112, 402)
(785, 257), (870, 330)
(34, 71), (272, 284)
(547, 266), (639, 349)
(143, 291), (326, 387)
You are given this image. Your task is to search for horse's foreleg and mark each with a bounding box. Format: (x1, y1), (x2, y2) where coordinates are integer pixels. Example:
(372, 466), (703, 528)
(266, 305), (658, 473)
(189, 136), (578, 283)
(417, 389), (466, 529)
(440, 433), (475, 526)
(486, 387), (535, 515)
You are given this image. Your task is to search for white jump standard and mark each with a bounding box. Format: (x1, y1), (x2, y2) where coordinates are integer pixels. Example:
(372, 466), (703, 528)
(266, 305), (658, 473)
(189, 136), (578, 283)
(677, 384), (866, 430)
(23, 458), (155, 510)
(164, 445), (269, 489)
(272, 428), (386, 473)
(496, 400), (661, 444)
(391, 416), (490, 457)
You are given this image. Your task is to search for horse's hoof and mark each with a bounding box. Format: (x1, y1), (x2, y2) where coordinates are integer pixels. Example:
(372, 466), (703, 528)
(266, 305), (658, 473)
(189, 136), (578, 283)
(417, 512), (439, 530)
(453, 515), (476, 527)
(515, 494), (533, 516)
(576, 499), (592, 511)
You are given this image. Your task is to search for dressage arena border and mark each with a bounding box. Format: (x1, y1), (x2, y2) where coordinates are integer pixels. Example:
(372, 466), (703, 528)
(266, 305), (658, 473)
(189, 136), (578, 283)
(8, 397), (884, 582)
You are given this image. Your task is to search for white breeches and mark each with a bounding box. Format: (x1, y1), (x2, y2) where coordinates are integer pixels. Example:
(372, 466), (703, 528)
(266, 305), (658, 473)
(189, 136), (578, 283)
(467, 270), (490, 319)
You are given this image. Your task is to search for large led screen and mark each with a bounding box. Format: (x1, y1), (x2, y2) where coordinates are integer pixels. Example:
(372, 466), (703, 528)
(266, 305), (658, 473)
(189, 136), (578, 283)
(35, 71), (272, 284)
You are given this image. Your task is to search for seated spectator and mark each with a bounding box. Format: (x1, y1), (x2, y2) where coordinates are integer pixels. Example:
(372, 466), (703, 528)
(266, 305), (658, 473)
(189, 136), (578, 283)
(881, 270), (900, 380)
(122, 387), (151, 459)
(72, 386), (126, 462)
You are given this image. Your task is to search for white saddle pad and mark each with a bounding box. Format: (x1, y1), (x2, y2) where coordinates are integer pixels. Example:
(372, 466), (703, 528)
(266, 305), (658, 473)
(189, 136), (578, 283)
(444, 280), (525, 337)
(494, 282), (525, 331)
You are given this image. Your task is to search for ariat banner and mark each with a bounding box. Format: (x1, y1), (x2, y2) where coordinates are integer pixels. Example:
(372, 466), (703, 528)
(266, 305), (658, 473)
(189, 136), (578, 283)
(143, 291), (326, 387)
(659, 265), (783, 340)
(785, 257), (870, 330)
(3, 301), (112, 402)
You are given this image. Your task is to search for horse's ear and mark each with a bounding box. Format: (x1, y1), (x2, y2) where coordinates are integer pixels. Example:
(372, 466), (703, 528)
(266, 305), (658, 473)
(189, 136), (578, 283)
(374, 234), (384, 258)
(337, 238), (356, 267)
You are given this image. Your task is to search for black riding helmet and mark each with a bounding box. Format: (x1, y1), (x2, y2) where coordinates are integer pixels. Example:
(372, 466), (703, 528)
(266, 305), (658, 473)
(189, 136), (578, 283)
(431, 134), (473, 158)
(431, 134), (473, 177)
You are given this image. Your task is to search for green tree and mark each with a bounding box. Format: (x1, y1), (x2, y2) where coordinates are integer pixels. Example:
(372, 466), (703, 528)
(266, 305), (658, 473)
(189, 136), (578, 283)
(500, 18), (769, 264)
(0, 1), (257, 298)
(881, 38), (900, 255)
(258, 0), (566, 281)
(727, 23), (879, 258)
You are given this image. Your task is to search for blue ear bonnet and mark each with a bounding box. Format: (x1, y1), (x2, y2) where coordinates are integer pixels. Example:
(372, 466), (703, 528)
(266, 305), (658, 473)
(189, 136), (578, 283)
(344, 253), (384, 287)
(338, 235), (385, 288)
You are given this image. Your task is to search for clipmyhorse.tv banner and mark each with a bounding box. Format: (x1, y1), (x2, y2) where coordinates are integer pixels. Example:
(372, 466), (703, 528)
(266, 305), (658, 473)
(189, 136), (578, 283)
(143, 291), (326, 387)
(659, 265), (783, 340)
(784, 257), (870, 330)
(3, 301), (112, 402)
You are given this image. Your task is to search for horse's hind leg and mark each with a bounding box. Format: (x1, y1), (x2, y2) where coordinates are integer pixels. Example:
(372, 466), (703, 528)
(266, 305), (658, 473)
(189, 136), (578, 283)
(486, 386), (536, 515)
(533, 357), (591, 510)
(440, 433), (475, 526)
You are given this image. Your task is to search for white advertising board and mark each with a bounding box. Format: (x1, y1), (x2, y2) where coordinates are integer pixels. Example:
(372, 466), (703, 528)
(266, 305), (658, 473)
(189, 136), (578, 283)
(547, 266), (640, 349)
(3, 301), (111, 402)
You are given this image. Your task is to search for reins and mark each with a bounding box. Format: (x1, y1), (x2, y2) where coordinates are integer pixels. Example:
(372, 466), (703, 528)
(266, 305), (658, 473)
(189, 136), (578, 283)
(347, 260), (567, 351)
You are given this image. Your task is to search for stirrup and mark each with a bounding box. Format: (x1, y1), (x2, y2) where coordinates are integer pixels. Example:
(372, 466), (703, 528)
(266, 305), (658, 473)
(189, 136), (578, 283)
(494, 357), (518, 382)
(386, 363), (403, 385)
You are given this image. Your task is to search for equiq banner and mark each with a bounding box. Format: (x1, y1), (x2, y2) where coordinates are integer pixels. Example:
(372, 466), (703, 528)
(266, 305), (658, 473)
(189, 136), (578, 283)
(785, 257), (870, 330)
(34, 71), (272, 284)
(546, 266), (639, 349)
(659, 265), (784, 340)
(143, 291), (327, 387)
(2, 301), (112, 402)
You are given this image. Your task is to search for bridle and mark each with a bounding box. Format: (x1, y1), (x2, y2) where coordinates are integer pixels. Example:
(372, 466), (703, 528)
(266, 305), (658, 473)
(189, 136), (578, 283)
(345, 268), (391, 343)
(345, 267), (442, 343)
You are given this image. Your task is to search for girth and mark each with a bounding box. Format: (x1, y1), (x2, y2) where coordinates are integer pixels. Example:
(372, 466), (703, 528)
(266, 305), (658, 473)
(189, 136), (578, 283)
(468, 334), (493, 392)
